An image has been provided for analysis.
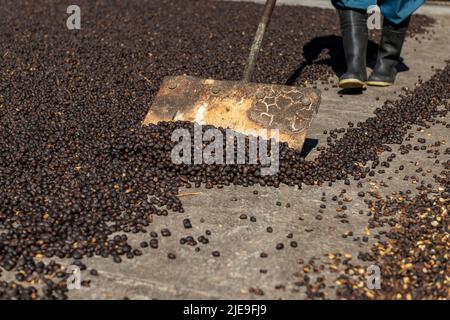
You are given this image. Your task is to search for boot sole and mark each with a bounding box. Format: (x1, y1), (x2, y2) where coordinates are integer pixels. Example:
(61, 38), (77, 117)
(339, 79), (366, 89)
(367, 80), (393, 87)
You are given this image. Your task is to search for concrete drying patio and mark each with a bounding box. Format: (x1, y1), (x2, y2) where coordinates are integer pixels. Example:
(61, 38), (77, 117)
(12, 1), (447, 299)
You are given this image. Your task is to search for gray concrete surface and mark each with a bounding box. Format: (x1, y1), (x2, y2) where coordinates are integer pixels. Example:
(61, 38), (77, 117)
(223, 0), (450, 15)
(5, 2), (449, 300)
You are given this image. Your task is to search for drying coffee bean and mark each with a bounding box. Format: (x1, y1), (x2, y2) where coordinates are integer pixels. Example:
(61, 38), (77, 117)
(183, 219), (192, 229)
(15, 274), (25, 282)
(90, 269), (99, 276)
(161, 229), (171, 237)
(149, 239), (159, 249)
(198, 236), (209, 244)
(168, 253), (176, 260)
(140, 241), (148, 248)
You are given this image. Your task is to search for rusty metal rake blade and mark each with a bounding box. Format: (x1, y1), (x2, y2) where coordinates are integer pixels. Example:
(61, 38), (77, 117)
(143, 75), (320, 149)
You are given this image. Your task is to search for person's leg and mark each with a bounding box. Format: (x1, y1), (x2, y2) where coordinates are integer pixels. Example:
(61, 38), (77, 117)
(368, 0), (425, 86)
(337, 8), (369, 89)
(377, 0), (425, 25)
(332, 0), (375, 89)
(367, 17), (410, 86)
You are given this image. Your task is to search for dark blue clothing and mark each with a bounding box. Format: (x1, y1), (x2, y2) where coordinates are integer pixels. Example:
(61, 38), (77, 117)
(332, 0), (425, 24)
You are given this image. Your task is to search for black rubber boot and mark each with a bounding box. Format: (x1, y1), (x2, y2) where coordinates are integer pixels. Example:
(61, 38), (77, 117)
(368, 17), (410, 86)
(338, 9), (368, 89)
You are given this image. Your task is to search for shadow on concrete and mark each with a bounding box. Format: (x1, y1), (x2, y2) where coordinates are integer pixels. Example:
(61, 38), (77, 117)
(337, 87), (367, 95)
(299, 138), (318, 158)
(285, 35), (409, 89)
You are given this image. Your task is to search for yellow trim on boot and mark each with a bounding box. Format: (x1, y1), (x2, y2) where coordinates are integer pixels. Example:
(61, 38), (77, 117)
(339, 78), (366, 89)
(367, 80), (393, 87)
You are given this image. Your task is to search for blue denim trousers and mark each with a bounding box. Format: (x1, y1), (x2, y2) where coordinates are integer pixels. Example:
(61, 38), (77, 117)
(332, 0), (425, 24)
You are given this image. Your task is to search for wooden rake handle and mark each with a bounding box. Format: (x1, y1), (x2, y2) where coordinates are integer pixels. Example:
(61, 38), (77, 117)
(242, 0), (277, 83)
